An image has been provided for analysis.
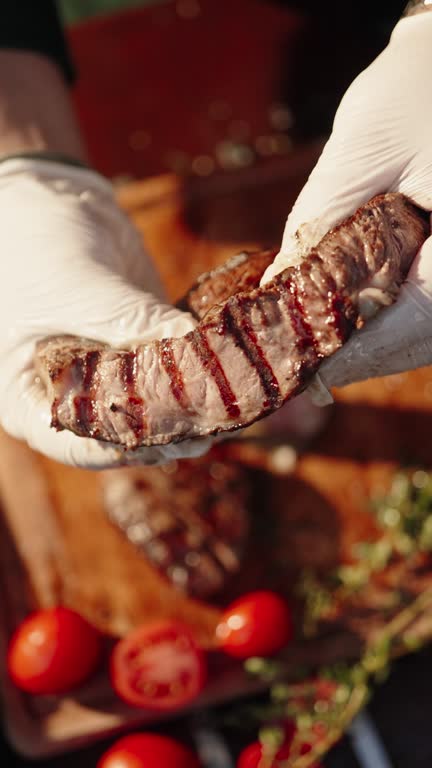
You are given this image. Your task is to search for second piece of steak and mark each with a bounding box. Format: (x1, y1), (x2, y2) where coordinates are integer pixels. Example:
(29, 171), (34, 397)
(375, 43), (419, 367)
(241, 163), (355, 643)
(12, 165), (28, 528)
(36, 194), (430, 449)
(102, 456), (250, 599)
(178, 249), (277, 319)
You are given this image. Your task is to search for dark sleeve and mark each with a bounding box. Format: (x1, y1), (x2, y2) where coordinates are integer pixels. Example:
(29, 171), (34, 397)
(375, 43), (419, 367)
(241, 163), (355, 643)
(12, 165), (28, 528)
(269, 0), (407, 24)
(0, 1), (74, 83)
(268, 0), (408, 140)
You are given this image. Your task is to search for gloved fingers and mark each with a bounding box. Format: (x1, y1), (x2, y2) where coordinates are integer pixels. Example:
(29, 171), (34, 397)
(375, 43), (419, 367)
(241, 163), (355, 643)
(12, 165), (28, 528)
(118, 215), (168, 301)
(262, 127), (402, 283)
(311, 292), (429, 395)
(3, 373), (212, 469)
(71, 167), (168, 302)
(26, 423), (130, 470)
(1, 375), (130, 469)
(312, 331), (432, 402)
(260, 55), (410, 286)
(0, 162), (167, 315)
(307, 332), (432, 407)
(307, 374), (335, 407)
(307, 331), (432, 406)
(0, 173), (197, 346)
(95, 290), (197, 346)
(392, 150), (432, 212)
(402, 224), (432, 302)
(91, 187), (168, 301)
(122, 437), (213, 466)
(368, 336), (432, 379)
(32, 265), (197, 347)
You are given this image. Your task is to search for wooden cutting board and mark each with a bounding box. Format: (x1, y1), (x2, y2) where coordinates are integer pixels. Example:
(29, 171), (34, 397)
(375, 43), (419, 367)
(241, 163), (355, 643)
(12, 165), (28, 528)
(2, 151), (432, 758)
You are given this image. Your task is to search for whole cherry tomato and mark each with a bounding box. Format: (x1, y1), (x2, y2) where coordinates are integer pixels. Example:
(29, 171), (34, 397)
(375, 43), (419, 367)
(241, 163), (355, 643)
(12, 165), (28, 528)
(216, 590), (293, 659)
(97, 733), (201, 768)
(7, 607), (101, 695)
(110, 620), (207, 711)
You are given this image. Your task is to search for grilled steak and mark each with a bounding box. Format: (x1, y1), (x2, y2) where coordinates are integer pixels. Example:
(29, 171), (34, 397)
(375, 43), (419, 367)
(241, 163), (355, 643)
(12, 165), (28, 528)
(36, 194), (430, 449)
(102, 457), (250, 598)
(178, 249), (277, 319)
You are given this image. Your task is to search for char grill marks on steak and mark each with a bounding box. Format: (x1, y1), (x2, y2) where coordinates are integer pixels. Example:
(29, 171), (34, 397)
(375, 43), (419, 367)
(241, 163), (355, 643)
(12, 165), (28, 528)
(102, 457), (250, 598)
(36, 194), (430, 449)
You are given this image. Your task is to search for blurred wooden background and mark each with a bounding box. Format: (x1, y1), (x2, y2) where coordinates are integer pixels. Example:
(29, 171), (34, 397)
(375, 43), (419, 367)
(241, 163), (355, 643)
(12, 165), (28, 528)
(3, 2), (427, 767)
(65, 0), (406, 181)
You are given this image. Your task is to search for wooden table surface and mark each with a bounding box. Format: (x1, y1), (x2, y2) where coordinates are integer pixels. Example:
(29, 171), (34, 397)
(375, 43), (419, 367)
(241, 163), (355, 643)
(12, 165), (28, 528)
(2, 159), (432, 766)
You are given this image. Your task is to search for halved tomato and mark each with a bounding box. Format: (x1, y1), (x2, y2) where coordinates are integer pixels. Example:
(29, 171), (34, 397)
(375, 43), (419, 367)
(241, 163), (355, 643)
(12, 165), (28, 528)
(110, 621), (207, 711)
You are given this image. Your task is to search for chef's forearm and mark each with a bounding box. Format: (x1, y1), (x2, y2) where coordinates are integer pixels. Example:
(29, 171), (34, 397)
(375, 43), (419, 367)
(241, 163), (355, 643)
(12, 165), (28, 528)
(404, 0), (432, 16)
(0, 50), (85, 161)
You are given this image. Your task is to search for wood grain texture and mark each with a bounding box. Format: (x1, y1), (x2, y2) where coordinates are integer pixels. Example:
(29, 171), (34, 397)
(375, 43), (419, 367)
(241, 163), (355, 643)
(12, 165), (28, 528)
(2, 161), (432, 757)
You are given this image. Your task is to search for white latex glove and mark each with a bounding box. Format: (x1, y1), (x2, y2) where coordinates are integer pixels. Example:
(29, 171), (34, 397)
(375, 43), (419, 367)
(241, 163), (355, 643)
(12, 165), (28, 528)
(262, 14), (432, 404)
(0, 158), (211, 467)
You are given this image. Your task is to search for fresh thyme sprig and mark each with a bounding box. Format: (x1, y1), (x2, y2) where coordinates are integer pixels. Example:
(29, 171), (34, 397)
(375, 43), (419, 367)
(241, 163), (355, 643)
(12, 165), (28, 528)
(299, 469), (432, 635)
(239, 469), (432, 767)
(246, 585), (432, 767)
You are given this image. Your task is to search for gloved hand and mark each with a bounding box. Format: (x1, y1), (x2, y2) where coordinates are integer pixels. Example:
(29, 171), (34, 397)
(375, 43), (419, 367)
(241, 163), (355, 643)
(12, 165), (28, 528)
(0, 158), (211, 467)
(262, 13), (432, 404)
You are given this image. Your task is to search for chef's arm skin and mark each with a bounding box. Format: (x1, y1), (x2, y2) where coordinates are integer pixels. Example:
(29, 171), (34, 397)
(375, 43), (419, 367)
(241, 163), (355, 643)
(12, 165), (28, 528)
(0, 50), (85, 161)
(0, 1), (83, 160)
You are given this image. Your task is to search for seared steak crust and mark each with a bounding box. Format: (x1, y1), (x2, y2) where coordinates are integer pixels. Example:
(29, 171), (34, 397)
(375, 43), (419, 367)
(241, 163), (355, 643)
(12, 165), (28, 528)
(178, 249), (277, 319)
(102, 457), (250, 599)
(36, 194), (430, 449)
